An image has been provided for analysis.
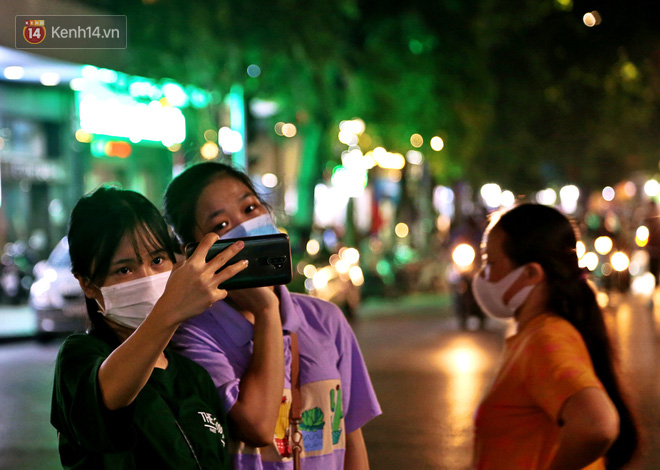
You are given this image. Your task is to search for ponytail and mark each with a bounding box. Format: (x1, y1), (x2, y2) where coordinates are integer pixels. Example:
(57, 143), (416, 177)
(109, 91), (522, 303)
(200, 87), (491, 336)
(549, 277), (639, 469)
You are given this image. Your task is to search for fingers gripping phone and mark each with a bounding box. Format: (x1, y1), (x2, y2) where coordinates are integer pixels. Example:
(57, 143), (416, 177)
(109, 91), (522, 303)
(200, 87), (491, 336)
(185, 233), (293, 290)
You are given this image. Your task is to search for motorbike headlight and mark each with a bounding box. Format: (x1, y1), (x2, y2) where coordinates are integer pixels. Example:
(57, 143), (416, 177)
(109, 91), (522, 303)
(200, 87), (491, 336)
(452, 244), (476, 269)
(635, 226), (649, 247)
(611, 252), (630, 272)
(579, 252), (599, 272)
(595, 236), (613, 255)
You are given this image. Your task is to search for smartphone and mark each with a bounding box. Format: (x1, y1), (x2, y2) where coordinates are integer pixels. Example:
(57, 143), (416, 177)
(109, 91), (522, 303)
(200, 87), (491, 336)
(185, 233), (293, 290)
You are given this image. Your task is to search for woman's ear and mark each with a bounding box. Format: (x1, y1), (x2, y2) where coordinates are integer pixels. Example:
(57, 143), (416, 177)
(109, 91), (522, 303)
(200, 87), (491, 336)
(525, 262), (545, 284)
(74, 274), (98, 299)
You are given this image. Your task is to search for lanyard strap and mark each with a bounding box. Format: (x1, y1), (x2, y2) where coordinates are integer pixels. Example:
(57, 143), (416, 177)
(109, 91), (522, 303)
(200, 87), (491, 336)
(289, 332), (302, 470)
(175, 419), (203, 470)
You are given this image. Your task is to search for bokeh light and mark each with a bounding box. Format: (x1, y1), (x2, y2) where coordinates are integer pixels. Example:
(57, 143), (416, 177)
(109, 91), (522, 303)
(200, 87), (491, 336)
(261, 173), (278, 188)
(4, 66), (24, 80)
(373, 148), (405, 170)
(480, 183), (502, 208)
(602, 186), (615, 201)
(500, 190), (515, 208)
(636, 226), (649, 247)
(583, 12), (596, 27)
(644, 179), (660, 197)
(583, 11), (601, 27)
(40, 72), (60, 86)
(594, 236), (613, 255)
(342, 247), (360, 264)
(623, 181), (637, 198)
(410, 133), (424, 148)
(201, 141), (219, 160)
(611, 252), (630, 272)
(75, 130), (92, 143)
(306, 239), (320, 256)
(430, 136), (444, 151)
(247, 64), (261, 77)
(204, 129), (218, 142)
(395, 223), (409, 238)
(218, 127), (243, 153)
(579, 252), (599, 271)
(559, 185), (580, 213)
(303, 264), (317, 278)
(406, 150), (423, 165)
(349, 266), (364, 286)
(452, 244), (476, 268)
(282, 123), (297, 138)
(536, 188), (557, 205)
(339, 119), (366, 135)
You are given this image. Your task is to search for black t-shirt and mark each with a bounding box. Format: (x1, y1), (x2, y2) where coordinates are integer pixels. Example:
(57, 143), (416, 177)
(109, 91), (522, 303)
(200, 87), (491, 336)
(51, 333), (230, 469)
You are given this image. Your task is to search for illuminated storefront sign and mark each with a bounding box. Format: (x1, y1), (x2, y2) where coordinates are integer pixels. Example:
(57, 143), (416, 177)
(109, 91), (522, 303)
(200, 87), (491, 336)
(73, 66), (210, 148)
(78, 94), (185, 146)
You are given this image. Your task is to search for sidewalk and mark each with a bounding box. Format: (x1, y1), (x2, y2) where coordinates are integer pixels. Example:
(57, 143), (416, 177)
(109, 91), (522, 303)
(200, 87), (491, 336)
(0, 303), (36, 342)
(0, 292), (455, 342)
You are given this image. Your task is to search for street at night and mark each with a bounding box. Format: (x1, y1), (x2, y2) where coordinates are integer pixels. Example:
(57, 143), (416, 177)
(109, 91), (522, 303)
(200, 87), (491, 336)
(2, 292), (660, 469)
(2, 1), (660, 468)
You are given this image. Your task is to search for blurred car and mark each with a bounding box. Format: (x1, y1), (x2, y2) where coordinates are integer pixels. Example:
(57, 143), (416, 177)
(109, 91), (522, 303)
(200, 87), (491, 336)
(29, 237), (88, 339)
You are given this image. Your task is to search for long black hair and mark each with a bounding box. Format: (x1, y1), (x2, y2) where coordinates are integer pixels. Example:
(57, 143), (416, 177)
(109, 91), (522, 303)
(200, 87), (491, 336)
(68, 185), (177, 347)
(163, 162), (268, 246)
(492, 203), (638, 469)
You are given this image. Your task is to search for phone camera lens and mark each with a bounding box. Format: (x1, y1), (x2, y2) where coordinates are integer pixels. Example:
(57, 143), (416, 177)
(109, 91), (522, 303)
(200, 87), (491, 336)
(267, 256), (287, 266)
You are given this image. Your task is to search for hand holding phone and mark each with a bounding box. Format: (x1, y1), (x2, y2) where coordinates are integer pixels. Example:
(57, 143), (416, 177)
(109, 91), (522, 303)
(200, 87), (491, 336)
(161, 234), (247, 322)
(185, 233), (293, 290)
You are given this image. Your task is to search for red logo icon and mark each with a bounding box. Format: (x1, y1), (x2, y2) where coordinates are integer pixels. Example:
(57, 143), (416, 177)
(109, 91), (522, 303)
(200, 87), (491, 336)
(23, 20), (46, 45)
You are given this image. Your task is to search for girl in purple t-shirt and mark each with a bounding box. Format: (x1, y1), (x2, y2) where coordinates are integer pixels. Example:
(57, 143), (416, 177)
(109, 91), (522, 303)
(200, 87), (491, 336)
(164, 162), (381, 470)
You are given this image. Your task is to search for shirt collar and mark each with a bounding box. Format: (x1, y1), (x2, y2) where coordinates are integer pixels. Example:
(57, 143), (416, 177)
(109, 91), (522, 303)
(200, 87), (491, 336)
(276, 284), (302, 334)
(208, 285), (302, 347)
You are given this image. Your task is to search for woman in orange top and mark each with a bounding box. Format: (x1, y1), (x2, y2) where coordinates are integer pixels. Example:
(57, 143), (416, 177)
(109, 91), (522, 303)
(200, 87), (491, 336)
(472, 203), (638, 470)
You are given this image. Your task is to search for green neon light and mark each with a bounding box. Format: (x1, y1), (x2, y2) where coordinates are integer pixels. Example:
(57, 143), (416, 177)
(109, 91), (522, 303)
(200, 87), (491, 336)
(228, 84), (246, 170)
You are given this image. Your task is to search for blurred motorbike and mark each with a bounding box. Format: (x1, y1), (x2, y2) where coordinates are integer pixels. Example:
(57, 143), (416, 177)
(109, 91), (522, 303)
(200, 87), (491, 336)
(302, 247), (363, 319)
(447, 242), (485, 330)
(579, 235), (631, 295)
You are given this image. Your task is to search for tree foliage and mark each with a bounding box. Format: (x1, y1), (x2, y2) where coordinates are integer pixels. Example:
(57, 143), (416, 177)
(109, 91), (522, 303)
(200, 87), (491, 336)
(83, 0), (660, 194)
(471, 0), (660, 192)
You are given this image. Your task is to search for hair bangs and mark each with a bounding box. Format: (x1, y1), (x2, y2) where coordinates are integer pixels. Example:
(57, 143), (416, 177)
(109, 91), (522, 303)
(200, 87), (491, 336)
(128, 222), (175, 265)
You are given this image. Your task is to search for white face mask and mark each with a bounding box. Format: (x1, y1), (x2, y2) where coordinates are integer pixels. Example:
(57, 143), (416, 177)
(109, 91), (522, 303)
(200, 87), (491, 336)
(471, 265), (535, 320)
(219, 213), (280, 240)
(98, 271), (171, 329)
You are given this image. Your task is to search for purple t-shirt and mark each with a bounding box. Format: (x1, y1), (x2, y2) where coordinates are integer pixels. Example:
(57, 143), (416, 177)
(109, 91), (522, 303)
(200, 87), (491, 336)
(171, 285), (381, 469)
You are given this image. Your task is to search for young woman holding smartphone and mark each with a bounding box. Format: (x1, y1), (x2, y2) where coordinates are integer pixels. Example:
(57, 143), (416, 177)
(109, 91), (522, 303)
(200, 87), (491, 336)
(164, 162), (381, 470)
(51, 186), (247, 469)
